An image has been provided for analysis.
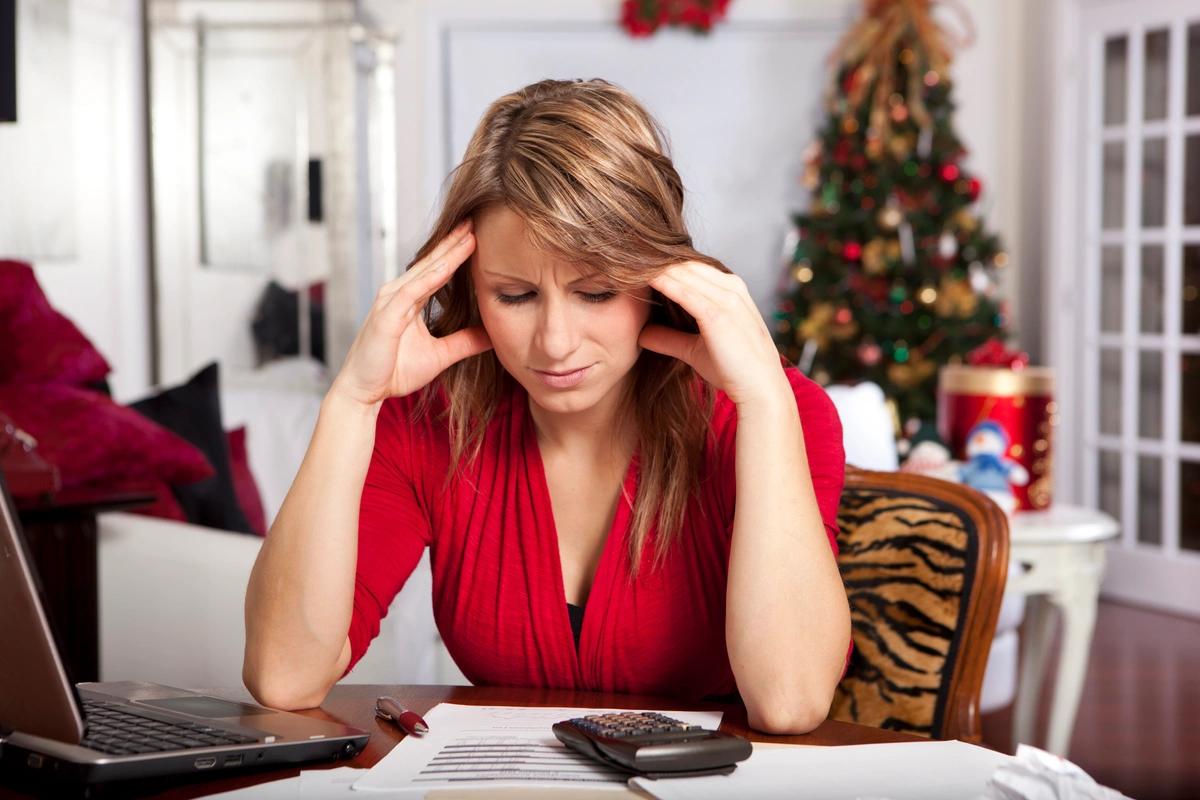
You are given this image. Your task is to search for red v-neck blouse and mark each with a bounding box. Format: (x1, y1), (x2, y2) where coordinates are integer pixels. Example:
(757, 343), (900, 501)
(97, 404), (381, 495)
(344, 365), (846, 700)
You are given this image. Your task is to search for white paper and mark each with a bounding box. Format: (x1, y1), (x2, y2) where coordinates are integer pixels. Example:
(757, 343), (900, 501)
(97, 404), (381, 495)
(629, 739), (1013, 800)
(985, 745), (1132, 800)
(197, 767), (375, 799)
(350, 703), (723, 794)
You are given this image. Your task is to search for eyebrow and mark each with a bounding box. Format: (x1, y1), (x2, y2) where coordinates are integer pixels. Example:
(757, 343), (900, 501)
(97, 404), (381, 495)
(481, 269), (603, 287)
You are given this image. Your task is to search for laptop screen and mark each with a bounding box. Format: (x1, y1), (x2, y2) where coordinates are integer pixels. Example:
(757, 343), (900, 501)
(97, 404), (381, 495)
(0, 475), (86, 744)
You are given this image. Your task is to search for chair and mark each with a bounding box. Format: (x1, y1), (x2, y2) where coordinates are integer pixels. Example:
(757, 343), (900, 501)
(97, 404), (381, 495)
(827, 467), (1010, 743)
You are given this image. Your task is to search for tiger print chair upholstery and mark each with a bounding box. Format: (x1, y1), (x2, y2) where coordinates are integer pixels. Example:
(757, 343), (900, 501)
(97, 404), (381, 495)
(828, 467), (1010, 743)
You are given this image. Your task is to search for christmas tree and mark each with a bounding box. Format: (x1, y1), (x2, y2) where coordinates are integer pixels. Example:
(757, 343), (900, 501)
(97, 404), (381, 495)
(773, 0), (1010, 435)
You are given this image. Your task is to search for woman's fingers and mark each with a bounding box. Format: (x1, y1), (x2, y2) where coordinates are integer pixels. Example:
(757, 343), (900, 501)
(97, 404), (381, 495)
(376, 221), (474, 303)
(374, 231), (475, 332)
(435, 325), (494, 369)
(638, 322), (699, 364)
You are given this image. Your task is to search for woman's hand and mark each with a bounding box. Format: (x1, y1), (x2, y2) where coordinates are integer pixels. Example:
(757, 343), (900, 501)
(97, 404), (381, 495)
(331, 219), (492, 409)
(638, 261), (789, 409)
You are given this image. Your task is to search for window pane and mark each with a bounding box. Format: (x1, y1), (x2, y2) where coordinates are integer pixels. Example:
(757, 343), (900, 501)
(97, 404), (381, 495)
(1105, 35), (1128, 125)
(1138, 456), (1162, 545)
(1139, 350), (1162, 439)
(1143, 29), (1170, 121)
(1099, 450), (1122, 524)
(1187, 136), (1200, 225)
(1141, 245), (1163, 333)
(1184, 354), (1200, 443)
(1101, 246), (1123, 333)
(1103, 142), (1126, 229)
(1185, 245), (1200, 334)
(1181, 461), (1200, 552)
(1188, 24), (1200, 117)
(1141, 137), (1166, 227)
(1100, 349), (1122, 436)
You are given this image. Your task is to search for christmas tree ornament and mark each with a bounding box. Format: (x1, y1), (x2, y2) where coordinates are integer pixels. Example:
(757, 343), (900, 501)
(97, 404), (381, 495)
(792, 264), (814, 283)
(938, 232), (958, 259)
(862, 239), (887, 274)
(877, 205), (902, 230)
(940, 162), (960, 182)
(843, 241), (863, 261)
(952, 208), (978, 232)
(918, 284), (939, 304)
(858, 341), (882, 366)
(968, 261), (990, 293)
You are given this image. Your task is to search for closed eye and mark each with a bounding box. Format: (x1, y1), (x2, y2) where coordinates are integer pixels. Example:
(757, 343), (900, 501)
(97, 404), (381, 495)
(495, 290), (618, 305)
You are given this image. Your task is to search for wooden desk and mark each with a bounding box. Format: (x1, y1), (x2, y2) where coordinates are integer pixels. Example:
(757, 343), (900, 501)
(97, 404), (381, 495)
(0, 684), (928, 799)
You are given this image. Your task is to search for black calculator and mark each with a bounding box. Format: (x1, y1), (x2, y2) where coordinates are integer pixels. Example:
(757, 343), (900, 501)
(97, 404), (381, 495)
(552, 711), (752, 779)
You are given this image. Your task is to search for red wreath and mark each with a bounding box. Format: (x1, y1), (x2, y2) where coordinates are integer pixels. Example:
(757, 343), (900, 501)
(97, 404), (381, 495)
(620, 0), (733, 37)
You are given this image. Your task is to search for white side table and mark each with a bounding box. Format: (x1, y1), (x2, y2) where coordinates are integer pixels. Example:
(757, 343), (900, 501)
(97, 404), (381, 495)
(1007, 504), (1120, 755)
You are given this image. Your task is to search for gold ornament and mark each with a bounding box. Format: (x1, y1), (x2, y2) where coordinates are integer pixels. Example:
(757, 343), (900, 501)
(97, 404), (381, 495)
(933, 278), (979, 317)
(953, 208), (978, 233)
(797, 302), (836, 348)
(793, 264), (814, 283)
(887, 355), (936, 390)
(888, 134), (914, 160)
(918, 285), (938, 304)
(862, 239), (887, 274)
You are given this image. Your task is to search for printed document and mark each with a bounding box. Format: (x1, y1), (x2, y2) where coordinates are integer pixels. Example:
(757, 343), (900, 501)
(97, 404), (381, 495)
(350, 703), (723, 793)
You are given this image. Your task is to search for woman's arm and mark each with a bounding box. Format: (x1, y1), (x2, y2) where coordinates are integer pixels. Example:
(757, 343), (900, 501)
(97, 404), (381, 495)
(242, 392), (379, 710)
(243, 220), (487, 710)
(723, 383), (851, 734)
(636, 260), (850, 734)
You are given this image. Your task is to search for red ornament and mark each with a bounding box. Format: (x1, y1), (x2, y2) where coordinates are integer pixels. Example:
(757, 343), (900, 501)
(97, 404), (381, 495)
(858, 342), (882, 366)
(843, 241), (863, 261)
(620, 0), (732, 37)
(835, 307), (853, 325)
(940, 163), (960, 182)
(968, 177), (982, 200)
(966, 339), (1030, 370)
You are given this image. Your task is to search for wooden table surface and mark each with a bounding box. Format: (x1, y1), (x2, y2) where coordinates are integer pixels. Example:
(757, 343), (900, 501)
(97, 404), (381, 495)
(1, 684), (928, 799)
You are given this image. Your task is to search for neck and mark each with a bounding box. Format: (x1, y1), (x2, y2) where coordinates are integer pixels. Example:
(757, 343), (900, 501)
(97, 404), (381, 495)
(527, 377), (636, 461)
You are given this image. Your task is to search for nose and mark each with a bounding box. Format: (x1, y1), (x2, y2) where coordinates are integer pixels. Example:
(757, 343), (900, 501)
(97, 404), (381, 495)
(533, 293), (583, 363)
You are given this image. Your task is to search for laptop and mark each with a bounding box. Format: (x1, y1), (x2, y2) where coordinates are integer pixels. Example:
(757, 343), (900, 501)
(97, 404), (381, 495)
(0, 475), (369, 789)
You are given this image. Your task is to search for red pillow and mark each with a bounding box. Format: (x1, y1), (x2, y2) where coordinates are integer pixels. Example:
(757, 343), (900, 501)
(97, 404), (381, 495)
(86, 477), (188, 523)
(0, 259), (111, 385)
(226, 426), (268, 536)
(0, 383), (213, 491)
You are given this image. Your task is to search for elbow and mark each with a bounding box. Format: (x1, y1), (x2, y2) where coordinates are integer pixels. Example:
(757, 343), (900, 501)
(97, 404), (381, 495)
(746, 699), (829, 735)
(243, 666), (330, 711)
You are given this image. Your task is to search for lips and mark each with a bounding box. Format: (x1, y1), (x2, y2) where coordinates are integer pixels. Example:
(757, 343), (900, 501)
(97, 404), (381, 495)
(537, 367), (589, 376)
(533, 364), (593, 389)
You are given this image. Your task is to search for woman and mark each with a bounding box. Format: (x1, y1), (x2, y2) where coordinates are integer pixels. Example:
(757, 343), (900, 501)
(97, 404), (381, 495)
(243, 78), (850, 734)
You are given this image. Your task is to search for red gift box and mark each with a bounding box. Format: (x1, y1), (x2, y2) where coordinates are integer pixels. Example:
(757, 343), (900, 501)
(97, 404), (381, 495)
(937, 365), (1058, 511)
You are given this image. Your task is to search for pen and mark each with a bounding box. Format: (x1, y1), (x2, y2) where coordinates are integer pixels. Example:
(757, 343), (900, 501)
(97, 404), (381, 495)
(374, 696), (430, 736)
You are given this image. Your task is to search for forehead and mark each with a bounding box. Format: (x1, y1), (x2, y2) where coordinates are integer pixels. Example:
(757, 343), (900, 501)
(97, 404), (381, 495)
(473, 205), (589, 281)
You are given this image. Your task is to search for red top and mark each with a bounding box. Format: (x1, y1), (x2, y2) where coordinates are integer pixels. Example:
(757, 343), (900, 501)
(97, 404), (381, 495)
(345, 365), (846, 700)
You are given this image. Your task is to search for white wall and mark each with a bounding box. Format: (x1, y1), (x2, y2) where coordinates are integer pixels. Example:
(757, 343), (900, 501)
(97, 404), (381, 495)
(0, 0), (152, 401)
(0, 0), (1040, 403)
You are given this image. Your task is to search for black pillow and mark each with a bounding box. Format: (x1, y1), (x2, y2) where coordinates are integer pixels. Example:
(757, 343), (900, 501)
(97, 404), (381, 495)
(130, 362), (254, 534)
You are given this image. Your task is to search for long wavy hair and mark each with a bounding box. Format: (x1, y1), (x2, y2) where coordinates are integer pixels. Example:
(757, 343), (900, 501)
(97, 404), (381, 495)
(409, 78), (735, 577)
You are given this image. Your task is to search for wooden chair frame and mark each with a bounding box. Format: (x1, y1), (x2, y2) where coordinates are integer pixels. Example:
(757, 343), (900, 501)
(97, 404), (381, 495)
(842, 466), (1011, 742)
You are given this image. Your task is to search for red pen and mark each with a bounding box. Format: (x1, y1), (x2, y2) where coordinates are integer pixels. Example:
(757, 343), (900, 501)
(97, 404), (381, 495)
(374, 696), (430, 736)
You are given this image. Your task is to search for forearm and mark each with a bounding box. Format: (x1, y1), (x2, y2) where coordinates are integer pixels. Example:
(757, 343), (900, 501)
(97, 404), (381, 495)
(725, 385), (851, 734)
(243, 390), (380, 708)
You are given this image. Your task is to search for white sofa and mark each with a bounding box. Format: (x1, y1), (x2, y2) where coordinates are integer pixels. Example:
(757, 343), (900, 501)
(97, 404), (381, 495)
(97, 361), (464, 690)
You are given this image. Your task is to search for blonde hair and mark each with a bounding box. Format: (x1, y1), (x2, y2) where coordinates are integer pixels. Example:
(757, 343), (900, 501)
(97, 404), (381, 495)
(410, 78), (734, 577)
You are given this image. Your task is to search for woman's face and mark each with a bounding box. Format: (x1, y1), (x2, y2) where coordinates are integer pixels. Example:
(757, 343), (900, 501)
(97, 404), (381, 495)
(470, 205), (652, 417)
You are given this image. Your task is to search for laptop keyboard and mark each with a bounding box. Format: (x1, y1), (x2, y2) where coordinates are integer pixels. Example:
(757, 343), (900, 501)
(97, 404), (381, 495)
(81, 700), (258, 756)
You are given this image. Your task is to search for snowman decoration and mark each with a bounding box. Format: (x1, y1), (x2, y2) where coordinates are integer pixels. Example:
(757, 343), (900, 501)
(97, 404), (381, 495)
(959, 421), (1028, 513)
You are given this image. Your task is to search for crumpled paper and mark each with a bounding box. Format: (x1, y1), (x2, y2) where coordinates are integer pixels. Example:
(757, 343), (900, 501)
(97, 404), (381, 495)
(985, 745), (1132, 800)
